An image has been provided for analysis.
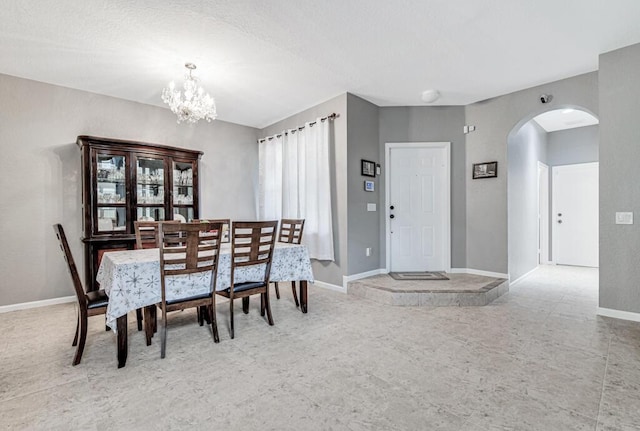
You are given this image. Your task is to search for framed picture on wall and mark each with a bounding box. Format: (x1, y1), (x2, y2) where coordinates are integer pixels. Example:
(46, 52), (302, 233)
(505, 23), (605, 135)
(472, 161), (498, 179)
(361, 159), (376, 177)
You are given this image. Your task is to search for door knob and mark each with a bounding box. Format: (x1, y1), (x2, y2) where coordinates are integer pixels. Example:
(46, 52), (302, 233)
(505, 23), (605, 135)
(390, 205), (395, 210)
(557, 220), (563, 224)
(558, 213), (562, 217)
(390, 214), (395, 219)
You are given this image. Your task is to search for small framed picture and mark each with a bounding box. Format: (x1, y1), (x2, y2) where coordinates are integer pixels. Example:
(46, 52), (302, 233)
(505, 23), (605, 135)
(361, 159), (376, 177)
(364, 180), (375, 192)
(472, 161), (498, 179)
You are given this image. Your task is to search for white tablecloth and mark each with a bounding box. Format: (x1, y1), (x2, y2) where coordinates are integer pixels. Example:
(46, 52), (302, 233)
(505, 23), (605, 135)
(96, 242), (314, 329)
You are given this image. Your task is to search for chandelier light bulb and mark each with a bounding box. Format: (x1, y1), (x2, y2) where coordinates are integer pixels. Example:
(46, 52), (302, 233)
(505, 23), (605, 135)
(162, 63), (217, 124)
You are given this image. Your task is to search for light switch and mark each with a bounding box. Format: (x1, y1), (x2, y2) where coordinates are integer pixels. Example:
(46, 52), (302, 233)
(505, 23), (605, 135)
(367, 203), (376, 212)
(615, 212), (633, 225)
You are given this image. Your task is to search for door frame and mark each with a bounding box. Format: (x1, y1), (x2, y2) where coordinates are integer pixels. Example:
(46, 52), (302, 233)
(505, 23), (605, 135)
(551, 161), (599, 267)
(384, 142), (451, 272)
(537, 161), (550, 264)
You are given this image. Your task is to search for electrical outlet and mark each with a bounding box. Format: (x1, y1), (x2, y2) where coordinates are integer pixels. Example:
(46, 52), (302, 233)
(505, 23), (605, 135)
(365, 247), (371, 257)
(616, 212), (633, 224)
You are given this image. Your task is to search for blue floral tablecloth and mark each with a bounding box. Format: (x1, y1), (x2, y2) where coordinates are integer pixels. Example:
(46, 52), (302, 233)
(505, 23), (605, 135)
(96, 243), (314, 329)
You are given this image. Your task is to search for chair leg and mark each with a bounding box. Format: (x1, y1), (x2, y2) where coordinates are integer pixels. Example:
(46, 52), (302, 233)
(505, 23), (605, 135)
(242, 297), (250, 314)
(136, 308), (143, 331)
(197, 306), (204, 326)
(72, 309), (88, 366)
(209, 303), (219, 343)
(264, 287), (274, 326)
(260, 294), (265, 316)
(291, 281), (299, 307)
(152, 307), (157, 333)
(230, 298), (235, 339)
(160, 308), (167, 359)
(274, 282), (280, 299)
(72, 312), (79, 346)
(144, 306), (154, 346)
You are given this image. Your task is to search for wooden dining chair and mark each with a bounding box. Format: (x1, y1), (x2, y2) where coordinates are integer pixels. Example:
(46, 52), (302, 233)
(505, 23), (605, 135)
(192, 219), (231, 325)
(216, 221), (278, 339)
(53, 224), (109, 366)
(134, 220), (181, 249)
(274, 219), (305, 306)
(156, 221), (223, 358)
(192, 218), (231, 243)
(133, 220), (181, 331)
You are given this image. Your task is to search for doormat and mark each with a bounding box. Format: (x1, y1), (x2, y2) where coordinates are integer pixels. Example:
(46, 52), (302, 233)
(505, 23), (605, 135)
(389, 272), (450, 281)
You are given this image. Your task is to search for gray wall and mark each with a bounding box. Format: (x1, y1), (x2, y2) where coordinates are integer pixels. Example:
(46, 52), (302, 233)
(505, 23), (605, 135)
(0, 73), (259, 307)
(599, 43), (640, 313)
(378, 106), (466, 269)
(346, 94), (380, 275)
(547, 125), (599, 166)
(508, 121), (548, 282)
(260, 94), (348, 287)
(465, 72), (598, 275)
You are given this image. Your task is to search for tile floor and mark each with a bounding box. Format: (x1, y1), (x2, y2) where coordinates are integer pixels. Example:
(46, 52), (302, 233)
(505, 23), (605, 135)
(1, 265), (639, 430)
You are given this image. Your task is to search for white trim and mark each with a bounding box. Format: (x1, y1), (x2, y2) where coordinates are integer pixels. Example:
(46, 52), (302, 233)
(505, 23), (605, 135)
(343, 268), (387, 283)
(385, 142), (451, 273)
(597, 307), (640, 322)
(313, 280), (346, 293)
(0, 296), (76, 314)
(509, 266), (540, 287)
(537, 161), (550, 265)
(450, 268), (509, 279)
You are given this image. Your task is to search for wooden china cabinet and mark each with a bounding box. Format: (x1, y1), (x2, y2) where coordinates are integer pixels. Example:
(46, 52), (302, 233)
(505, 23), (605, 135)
(77, 135), (203, 292)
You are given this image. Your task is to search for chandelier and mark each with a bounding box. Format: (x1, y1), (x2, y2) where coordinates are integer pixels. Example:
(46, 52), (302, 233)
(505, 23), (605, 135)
(161, 63), (217, 124)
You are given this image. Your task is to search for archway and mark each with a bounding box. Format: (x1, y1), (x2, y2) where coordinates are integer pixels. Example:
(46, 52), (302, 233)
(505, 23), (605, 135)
(507, 106), (599, 285)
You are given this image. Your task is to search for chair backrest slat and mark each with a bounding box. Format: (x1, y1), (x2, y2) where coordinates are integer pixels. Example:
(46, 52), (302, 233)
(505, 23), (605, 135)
(231, 221), (278, 278)
(159, 222), (223, 303)
(192, 218), (231, 243)
(135, 220), (181, 249)
(53, 224), (86, 304)
(278, 219), (305, 245)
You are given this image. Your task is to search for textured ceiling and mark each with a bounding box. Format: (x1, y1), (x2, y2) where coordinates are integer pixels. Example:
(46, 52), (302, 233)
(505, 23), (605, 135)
(2, 0), (640, 128)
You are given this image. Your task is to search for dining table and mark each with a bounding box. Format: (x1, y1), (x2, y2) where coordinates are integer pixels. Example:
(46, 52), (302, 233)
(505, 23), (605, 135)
(96, 242), (314, 367)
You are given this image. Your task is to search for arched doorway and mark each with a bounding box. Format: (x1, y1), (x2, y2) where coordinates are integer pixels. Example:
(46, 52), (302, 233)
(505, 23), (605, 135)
(507, 107), (599, 285)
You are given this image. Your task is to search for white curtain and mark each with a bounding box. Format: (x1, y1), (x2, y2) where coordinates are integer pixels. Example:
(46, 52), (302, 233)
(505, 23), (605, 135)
(258, 118), (334, 261)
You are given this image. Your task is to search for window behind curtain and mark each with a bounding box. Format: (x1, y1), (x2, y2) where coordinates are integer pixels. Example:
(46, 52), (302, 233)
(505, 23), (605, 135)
(258, 118), (334, 261)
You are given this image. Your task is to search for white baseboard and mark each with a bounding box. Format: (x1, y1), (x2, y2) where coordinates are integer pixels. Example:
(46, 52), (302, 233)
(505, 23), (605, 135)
(450, 268), (509, 279)
(343, 268), (387, 290)
(0, 295), (76, 314)
(597, 307), (640, 322)
(510, 266), (540, 286)
(313, 280), (346, 293)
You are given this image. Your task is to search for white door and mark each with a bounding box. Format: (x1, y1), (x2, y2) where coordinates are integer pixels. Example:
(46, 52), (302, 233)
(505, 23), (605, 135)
(386, 143), (450, 272)
(552, 162), (598, 267)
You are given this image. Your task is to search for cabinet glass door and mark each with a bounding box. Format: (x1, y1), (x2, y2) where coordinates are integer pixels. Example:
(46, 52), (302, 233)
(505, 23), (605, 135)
(96, 153), (127, 232)
(136, 157), (166, 221)
(173, 161), (195, 222)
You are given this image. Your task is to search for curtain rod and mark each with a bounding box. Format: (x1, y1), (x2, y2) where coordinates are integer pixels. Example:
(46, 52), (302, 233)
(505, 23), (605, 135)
(257, 113), (339, 143)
